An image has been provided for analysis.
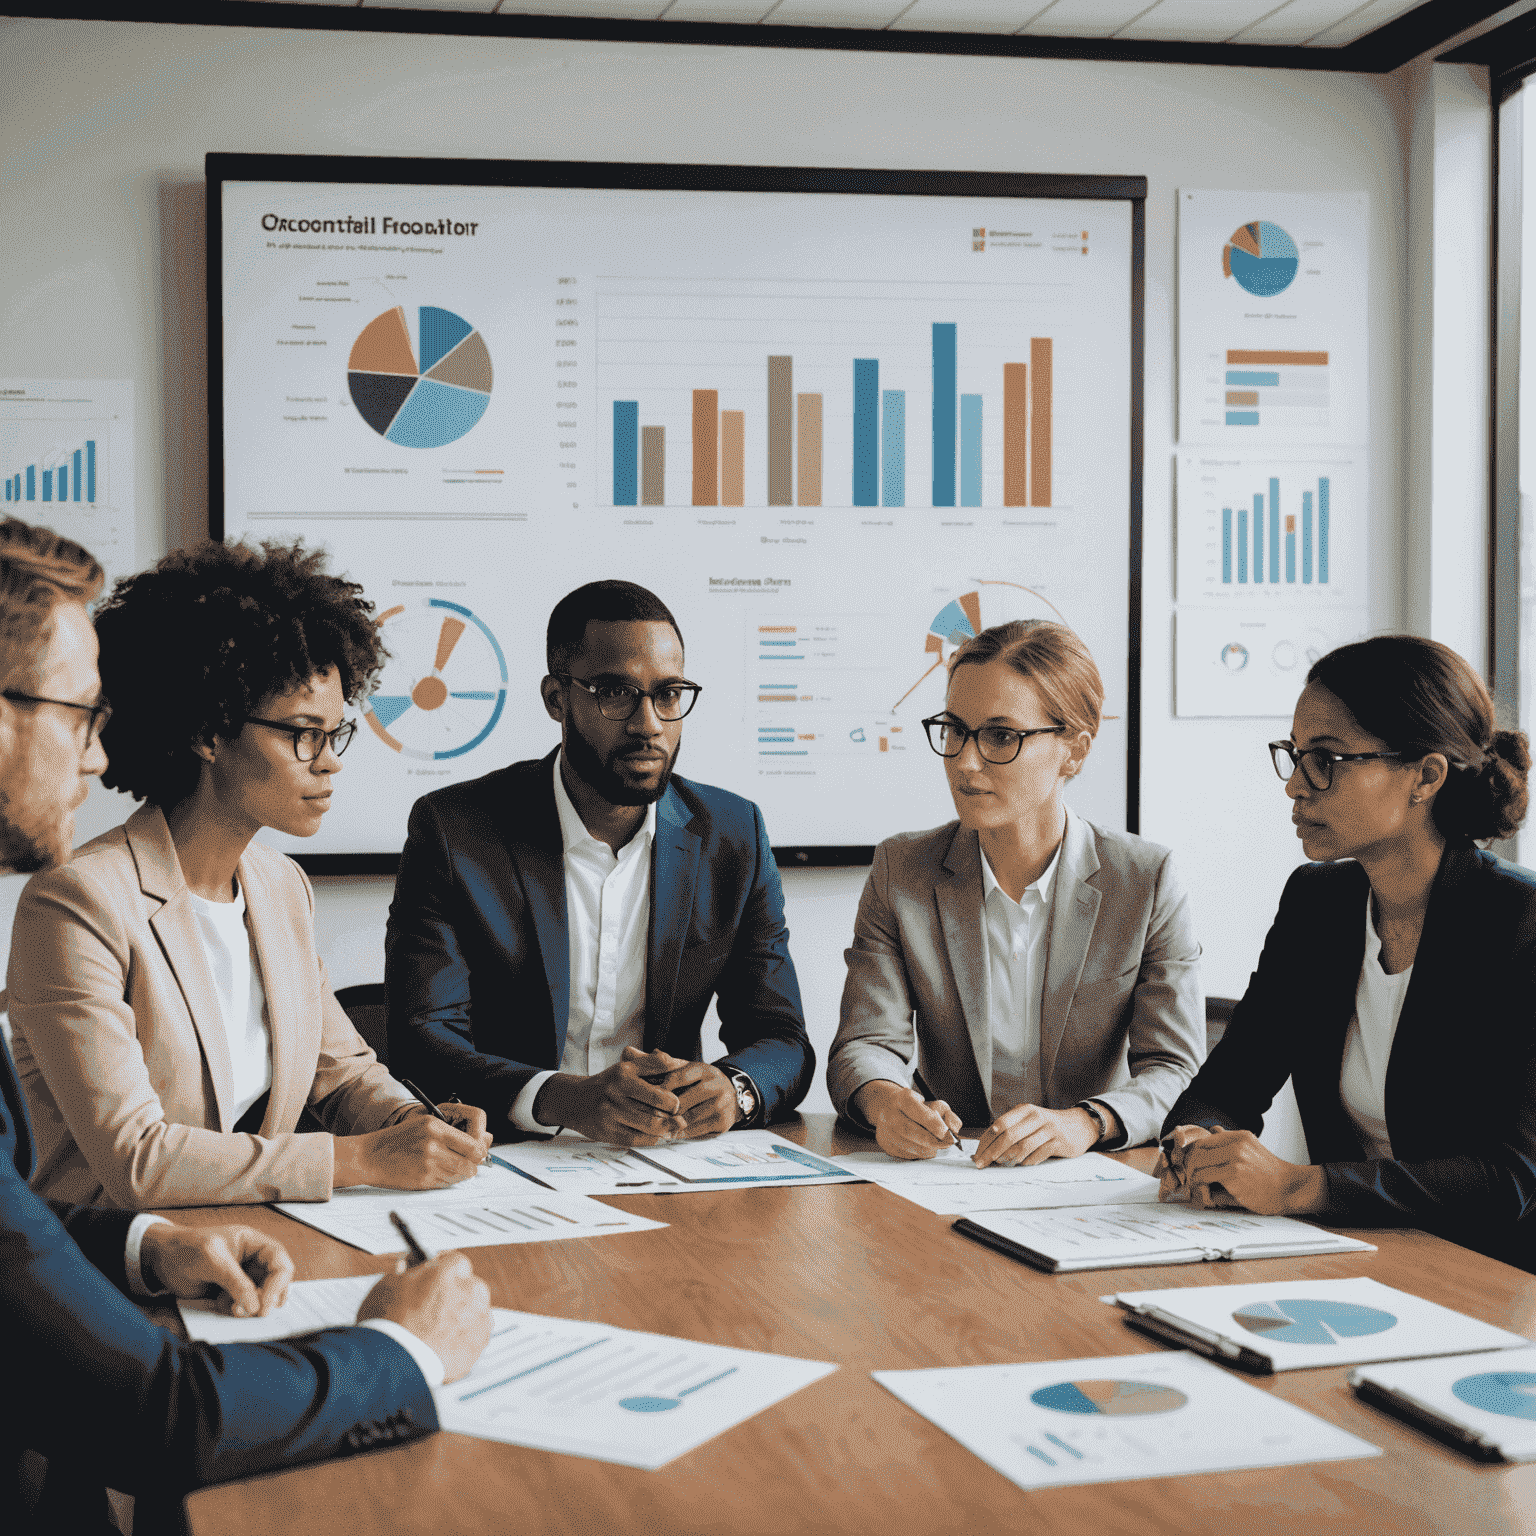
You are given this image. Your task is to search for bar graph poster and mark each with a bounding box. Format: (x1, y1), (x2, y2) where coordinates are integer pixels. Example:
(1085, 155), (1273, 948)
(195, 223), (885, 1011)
(212, 161), (1139, 861)
(1177, 190), (1367, 447)
(0, 378), (135, 585)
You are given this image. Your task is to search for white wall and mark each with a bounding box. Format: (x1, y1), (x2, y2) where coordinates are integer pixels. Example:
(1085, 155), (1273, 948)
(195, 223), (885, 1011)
(1, 17), (1413, 1125)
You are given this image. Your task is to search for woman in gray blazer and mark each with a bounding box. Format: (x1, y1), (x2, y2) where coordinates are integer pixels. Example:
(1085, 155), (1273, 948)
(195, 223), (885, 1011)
(828, 620), (1204, 1166)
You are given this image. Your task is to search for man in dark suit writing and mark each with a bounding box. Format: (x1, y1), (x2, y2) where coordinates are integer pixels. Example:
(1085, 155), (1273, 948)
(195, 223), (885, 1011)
(0, 518), (493, 1534)
(387, 580), (813, 1143)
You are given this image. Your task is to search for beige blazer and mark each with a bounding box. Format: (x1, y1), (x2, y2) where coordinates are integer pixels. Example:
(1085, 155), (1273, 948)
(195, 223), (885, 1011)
(826, 809), (1205, 1148)
(9, 803), (415, 1208)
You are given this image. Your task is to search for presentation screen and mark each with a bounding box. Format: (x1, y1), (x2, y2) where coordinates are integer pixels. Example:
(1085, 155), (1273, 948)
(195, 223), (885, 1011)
(209, 155), (1144, 871)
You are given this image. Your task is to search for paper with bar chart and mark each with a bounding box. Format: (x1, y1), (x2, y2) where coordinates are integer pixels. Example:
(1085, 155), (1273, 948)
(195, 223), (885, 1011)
(0, 378), (135, 584)
(218, 174), (1135, 853)
(873, 1351), (1379, 1490)
(436, 1310), (836, 1467)
(1178, 190), (1367, 448)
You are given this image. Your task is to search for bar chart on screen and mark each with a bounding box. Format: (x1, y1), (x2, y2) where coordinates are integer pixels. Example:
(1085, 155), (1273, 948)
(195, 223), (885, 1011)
(596, 278), (1068, 511)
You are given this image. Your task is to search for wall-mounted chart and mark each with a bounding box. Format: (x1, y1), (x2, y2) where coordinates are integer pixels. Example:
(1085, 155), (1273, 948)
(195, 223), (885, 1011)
(347, 305), (493, 448)
(1223, 220), (1299, 298)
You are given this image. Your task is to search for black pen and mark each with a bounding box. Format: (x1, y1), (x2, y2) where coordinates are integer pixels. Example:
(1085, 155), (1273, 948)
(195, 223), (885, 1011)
(400, 1078), (491, 1167)
(389, 1211), (432, 1267)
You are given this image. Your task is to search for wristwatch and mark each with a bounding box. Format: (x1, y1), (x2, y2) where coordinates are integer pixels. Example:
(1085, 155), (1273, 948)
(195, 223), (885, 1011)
(1077, 1100), (1110, 1148)
(724, 1067), (759, 1127)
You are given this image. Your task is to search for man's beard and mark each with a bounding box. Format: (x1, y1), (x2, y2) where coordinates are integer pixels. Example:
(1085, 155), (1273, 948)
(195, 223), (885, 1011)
(0, 789), (63, 873)
(562, 715), (679, 807)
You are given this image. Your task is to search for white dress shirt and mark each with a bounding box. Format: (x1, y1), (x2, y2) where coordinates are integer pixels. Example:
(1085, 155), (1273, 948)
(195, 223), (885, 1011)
(509, 753), (657, 1131)
(1340, 893), (1414, 1160)
(980, 842), (1060, 1120)
(188, 881), (272, 1127)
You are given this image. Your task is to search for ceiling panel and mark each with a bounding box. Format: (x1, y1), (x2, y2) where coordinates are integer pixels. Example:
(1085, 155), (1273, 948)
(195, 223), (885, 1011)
(890, 0), (1052, 31)
(1307, 0), (1422, 44)
(1232, 0), (1367, 44)
(362, 0), (500, 10)
(1019, 0), (1156, 37)
(660, 0), (779, 18)
(1118, 0), (1298, 39)
(497, 0), (672, 15)
(762, 0), (914, 25)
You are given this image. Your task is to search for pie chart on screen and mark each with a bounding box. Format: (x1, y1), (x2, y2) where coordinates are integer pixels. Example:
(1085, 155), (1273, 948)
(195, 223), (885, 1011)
(347, 305), (492, 448)
(1222, 221), (1300, 298)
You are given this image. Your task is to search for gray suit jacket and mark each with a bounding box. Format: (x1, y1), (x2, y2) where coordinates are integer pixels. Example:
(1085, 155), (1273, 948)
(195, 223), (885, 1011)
(827, 809), (1204, 1148)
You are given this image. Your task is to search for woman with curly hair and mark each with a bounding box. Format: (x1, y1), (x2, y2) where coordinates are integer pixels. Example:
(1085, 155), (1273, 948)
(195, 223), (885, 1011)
(8, 539), (491, 1208)
(1159, 635), (1536, 1270)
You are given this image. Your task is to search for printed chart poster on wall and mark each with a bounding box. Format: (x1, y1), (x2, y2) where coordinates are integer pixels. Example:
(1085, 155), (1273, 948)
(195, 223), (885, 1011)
(210, 156), (1143, 867)
(1176, 189), (1368, 449)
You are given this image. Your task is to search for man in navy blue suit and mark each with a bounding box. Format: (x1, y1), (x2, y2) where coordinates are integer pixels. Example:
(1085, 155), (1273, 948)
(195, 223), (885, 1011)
(387, 580), (814, 1143)
(0, 518), (493, 1534)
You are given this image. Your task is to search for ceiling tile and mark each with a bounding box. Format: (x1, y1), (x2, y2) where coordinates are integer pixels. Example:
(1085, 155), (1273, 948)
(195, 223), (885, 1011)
(763, 0), (913, 25)
(660, 0), (779, 18)
(890, 0), (1050, 29)
(1117, 0), (1287, 39)
(1232, 0), (1362, 44)
(362, 0), (499, 10)
(1307, 0), (1423, 45)
(1020, 0), (1158, 38)
(497, 0), (672, 14)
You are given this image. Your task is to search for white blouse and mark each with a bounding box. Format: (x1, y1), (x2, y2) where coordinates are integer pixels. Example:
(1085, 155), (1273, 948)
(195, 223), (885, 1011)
(1338, 893), (1413, 1160)
(187, 880), (273, 1126)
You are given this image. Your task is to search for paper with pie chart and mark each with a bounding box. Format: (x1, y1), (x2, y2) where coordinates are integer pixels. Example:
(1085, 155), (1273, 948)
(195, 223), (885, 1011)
(434, 1310), (836, 1468)
(1111, 1278), (1530, 1372)
(875, 1351), (1379, 1489)
(1351, 1348), (1536, 1462)
(1178, 188), (1368, 447)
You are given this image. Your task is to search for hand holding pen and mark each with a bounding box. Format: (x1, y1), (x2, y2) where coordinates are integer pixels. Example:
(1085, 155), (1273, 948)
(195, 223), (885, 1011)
(1157, 1124), (1224, 1203)
(400, 1078), (494, 1166)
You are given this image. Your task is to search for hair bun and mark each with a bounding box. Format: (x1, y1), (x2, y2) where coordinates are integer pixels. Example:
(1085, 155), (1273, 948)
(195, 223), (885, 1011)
(1489, 728), (1532, 775)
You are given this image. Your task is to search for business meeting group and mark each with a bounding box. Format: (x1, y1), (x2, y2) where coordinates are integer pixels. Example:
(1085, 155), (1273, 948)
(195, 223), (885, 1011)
(5, 514), (1535, 1533)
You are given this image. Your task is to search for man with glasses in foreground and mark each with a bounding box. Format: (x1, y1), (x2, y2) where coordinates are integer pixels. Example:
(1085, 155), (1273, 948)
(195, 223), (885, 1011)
(388, 579), (814, 1144)
(0, 519), (492, 1535)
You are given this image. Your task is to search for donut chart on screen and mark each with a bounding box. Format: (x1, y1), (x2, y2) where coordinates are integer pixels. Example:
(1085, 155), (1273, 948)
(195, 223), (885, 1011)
(347, 305), (492, 448)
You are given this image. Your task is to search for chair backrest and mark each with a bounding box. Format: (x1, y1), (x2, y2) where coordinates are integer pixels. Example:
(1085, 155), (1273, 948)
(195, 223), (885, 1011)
(1205, 995), (1238, 1055)
(335, 982), (389, 1067)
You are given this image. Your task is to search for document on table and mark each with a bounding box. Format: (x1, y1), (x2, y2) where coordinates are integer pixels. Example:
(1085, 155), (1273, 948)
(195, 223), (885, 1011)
(1350, 1348), (1536, 1463)
(273, 1182), (667, 1255)
(833, 1146), (1162, 1216)
(179, 1274), (379, 1344)
(874, 1350), (1379, 1490)
(435, 1310), (837, 1468)
(1110, 1277), (1531, 1373)
(494, 1129), (860, 1193)
(956, 1202), (1375, 1273)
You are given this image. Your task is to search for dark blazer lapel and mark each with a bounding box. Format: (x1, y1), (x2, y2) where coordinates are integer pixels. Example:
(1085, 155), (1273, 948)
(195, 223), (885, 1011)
(1040, 811), (1101, 1092)
(498, 751), (572, 1066)
(131, 806), (237, 1131)
(646, 784), (700, 1049)
(935, 825), (992, 1096)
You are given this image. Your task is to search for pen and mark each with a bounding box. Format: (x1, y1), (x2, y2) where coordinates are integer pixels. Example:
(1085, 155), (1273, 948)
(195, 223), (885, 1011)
(401, 1078), (491, 1167)
(389, 1211), (432, 1267)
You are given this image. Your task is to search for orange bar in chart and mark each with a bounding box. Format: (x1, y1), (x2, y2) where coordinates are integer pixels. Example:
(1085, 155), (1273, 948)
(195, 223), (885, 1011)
(721, 410), (745, 507)
(1226, 350), (1329, 367)
(1030, 338), (1053, 507)
(640, 426), (665, 506)
(1003, 363), (1028, 507)
(692, 390), (719, 506)
(1225, 391), (1259, 406)
(797, 394), (822, 507)
(960, 591), (983, 633)
(767, 357), (793, 507)
(878, 737), (888, 752)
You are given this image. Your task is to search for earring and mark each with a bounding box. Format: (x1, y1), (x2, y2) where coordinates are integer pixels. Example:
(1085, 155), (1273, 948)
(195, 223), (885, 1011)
(1409, 795), (1422, 805)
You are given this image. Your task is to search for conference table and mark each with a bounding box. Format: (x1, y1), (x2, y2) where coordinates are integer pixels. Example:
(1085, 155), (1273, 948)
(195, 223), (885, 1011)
(161, 1115), (1536, 1535)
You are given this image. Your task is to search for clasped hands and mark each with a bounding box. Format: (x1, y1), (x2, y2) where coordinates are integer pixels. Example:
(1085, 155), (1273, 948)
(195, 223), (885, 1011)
(853, 1081), (1114, 1167)
(1157, 1124), (1328, 1216)
(534, 1045), (741, 1145)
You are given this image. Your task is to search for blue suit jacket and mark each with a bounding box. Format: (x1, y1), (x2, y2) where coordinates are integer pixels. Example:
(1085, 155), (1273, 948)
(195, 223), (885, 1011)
(1164, 845), (1536, 1270)
(385, 750), (814, 1126)
(0, 1029), (437, 1532)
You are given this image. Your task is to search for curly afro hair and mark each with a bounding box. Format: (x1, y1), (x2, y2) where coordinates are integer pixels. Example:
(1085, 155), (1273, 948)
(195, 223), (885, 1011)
(95, 539), (385, 807)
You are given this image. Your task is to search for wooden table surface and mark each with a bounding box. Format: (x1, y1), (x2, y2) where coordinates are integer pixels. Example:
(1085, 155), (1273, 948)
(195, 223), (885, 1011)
(173, 1115), (1536, 1536)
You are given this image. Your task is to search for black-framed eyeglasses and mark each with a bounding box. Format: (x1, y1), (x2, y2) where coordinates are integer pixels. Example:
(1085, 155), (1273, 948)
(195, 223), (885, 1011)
(243, 716), (357, 762)
(557, 673), (702, 722)
(1268, 740), (1404, 792)
(2, 690), (112, 742)
(922, 714), (1065, 765)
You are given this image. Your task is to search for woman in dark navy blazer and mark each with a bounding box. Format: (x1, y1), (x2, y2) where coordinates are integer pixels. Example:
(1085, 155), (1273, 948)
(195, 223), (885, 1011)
(1160, 635), (1536, 1270)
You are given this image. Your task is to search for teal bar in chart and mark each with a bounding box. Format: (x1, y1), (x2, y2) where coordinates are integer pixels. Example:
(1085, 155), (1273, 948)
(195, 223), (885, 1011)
(42, 469), (52, 503)
(1302, 492), (1314, 583)
(931, 323), (956, 507)
(72, 448), (81, 502)
(853, 360), (879, 507)
(612, 401), (638, 506)
(1222, 508), (1232, 583)
(960, 394), (982, 507)
(1319, 476), (1330, 582)
(1253, 495), (1264, 582)
(882, 390), (906, 508)
(26, 467), (35, 501)
(87, 440), (96, 502)
(1286, 523), (1296, 583)
(1269, 478), (1280, 584)
(1238, 506), (1249, 582)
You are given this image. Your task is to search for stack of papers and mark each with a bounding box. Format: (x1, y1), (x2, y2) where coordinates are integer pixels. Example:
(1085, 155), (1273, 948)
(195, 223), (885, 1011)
(833, 1146), (1162, 1216)
(1112, 1277), (1530, 1373)
(490, 1129), (858, 1193)
(956, 1203), (1375, 1272)
(273, 1176), (668, 1255)
(875, 1351), (1380, 1489)
(1350, 1348), (1536, 1462)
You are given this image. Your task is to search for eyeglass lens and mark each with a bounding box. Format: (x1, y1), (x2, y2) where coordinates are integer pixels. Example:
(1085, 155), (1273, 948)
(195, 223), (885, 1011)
(296, 721), (356, 760)
(592, 684), (697, 721)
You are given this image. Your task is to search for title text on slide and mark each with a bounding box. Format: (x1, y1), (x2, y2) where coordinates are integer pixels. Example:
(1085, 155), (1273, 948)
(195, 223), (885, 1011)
(260, 215), (479, 236)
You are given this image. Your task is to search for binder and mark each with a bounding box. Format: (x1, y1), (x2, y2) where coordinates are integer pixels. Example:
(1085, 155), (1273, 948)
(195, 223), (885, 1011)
(1350, 1349), (1536, 1462)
